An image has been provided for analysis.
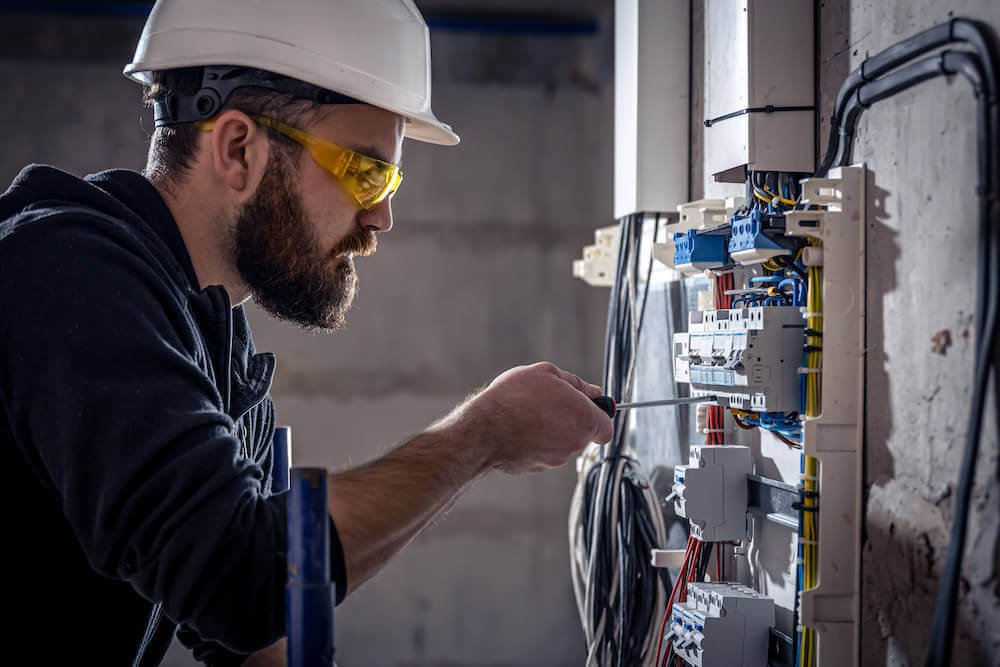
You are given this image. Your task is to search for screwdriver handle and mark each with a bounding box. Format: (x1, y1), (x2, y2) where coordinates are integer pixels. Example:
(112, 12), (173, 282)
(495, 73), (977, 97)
(593, 395), (617, 419)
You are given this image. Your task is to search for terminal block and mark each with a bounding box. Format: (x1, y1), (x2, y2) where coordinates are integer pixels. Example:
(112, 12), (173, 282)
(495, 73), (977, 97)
(672, 229), (729, 274)
(727, 210), (802, 265)
(673, 306), (803, 412)
(670, 445), (751, 542)
(666, 582), (774, 666)
(572, 224), (619, 286)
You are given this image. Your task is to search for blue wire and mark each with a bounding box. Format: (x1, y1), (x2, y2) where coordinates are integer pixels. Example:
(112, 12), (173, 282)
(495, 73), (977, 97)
(749, 276), (783, 284)
(778, 278), (804, 307)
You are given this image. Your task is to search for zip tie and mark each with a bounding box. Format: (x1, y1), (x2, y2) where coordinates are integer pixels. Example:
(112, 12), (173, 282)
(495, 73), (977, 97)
(801, 312), (823, 319)
(798, 367), (822, 374)
(798, 538), (818, 545)
(799, 473), (817, 481)
(703, 428), (725, 433)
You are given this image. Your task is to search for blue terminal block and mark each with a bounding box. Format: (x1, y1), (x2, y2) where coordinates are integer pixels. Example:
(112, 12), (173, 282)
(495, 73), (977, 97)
(287, 467), (335, 667)
(673, 229), (729, 272)
(728, 210), (798, 265)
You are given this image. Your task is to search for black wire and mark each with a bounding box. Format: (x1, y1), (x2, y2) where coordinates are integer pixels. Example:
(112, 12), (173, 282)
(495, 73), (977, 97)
(635, 214), (661, 343)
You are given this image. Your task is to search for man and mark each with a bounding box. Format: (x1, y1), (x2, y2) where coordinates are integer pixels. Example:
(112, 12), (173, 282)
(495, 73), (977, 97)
(0, 0), (612, 665)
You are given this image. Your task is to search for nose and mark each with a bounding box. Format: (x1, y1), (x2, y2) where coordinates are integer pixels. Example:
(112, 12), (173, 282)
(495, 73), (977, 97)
(359, 198), (393, 233)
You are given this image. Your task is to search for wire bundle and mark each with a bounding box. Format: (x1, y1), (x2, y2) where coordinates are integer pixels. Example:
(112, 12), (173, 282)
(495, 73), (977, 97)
(569, 214), (669, 666)
(816, 19), (999, 665)
(804, 248), (823, 420)
(795, 454), (819, 667)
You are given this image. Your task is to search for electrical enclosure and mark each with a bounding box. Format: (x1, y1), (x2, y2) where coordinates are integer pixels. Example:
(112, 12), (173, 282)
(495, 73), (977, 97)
(704, 0), (814, 180)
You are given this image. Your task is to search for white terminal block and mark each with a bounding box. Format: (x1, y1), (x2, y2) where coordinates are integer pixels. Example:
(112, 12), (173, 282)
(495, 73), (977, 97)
(572, 224), (620, 287)
(671, 445), (751, 542)
(673, 306), (803, 412)
(666, 582), (775, 667)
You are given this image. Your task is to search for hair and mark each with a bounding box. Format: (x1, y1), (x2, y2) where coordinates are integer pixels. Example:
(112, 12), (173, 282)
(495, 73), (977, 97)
(142, 67), (327, 189)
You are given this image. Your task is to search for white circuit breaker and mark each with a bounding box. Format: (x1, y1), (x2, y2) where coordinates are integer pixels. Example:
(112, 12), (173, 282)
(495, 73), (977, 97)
(667, 581), (775, 666)
(673, 306), (803, 412)
(671, 445), (751, 542)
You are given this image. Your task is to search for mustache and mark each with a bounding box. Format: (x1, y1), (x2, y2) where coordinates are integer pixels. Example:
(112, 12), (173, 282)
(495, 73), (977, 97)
(333, 227), (378, 257)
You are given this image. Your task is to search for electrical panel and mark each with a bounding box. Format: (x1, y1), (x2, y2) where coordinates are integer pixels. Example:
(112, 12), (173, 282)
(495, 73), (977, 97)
(671, 445), (751, 542)
(705, 0), (814, 180)
(673, 307), (804, 412)
(666, 582), (774, 666)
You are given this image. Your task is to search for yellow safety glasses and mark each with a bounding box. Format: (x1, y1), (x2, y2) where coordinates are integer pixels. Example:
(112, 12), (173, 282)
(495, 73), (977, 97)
(197, 115), (402, 210)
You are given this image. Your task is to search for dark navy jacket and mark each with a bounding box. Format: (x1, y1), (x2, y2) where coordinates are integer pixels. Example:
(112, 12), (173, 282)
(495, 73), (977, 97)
(0, 166), (346, 665)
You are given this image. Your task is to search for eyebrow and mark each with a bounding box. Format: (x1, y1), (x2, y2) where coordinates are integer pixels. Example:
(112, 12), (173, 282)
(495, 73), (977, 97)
(354, 145), (402, 168)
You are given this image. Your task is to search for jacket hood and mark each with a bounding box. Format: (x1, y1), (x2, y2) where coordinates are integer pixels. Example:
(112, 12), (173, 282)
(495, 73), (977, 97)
(0, 164), (201, 291)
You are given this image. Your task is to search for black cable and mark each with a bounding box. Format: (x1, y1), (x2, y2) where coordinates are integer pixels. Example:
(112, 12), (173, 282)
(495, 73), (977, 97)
(586, 212), (672, 665)
(635, 214), (661, 343)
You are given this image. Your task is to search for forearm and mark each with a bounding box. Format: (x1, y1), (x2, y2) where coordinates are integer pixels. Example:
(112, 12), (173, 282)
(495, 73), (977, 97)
(327, 416), (490, 595)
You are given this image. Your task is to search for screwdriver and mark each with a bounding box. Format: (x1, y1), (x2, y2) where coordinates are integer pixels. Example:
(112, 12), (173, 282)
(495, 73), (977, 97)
(591, 395), (717, 419)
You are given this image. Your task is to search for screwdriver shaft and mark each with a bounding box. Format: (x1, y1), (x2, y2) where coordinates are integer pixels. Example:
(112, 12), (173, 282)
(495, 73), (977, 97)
(614, 396), (716, 410)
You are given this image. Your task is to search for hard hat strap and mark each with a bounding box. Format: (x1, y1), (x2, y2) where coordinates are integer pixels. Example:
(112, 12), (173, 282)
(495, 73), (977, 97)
(153, 65), (363, 127)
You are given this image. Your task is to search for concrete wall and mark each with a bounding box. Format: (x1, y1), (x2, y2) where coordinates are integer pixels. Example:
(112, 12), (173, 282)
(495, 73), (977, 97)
(817, 1), (1000, 664)
(0, 6), (614, 666)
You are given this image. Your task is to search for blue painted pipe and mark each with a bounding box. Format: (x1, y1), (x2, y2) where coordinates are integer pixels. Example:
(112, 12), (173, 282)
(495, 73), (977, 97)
(287, 467), (334, 666)
(0, 2), (599, 36)
(271, 426), (291, 495)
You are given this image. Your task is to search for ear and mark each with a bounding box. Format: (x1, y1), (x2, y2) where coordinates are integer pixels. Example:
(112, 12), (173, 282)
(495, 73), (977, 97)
(205, 110), (269, 195)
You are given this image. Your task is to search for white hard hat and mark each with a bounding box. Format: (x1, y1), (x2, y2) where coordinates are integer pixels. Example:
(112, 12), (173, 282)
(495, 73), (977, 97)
(124, 0), (459, 146)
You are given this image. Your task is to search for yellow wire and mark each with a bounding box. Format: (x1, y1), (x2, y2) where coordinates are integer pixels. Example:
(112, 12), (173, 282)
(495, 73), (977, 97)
(760, 185), (798, 207)
(801, 242), (821, 666)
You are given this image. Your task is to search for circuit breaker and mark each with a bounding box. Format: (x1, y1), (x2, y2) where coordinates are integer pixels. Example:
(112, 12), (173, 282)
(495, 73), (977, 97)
(671, 445), (751, 542)
(673, 306), (803, 412)
(666, 582), (775, 666)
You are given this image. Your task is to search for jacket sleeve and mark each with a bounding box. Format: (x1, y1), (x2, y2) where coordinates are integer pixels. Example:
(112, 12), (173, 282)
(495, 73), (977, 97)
(0, 214), (294, 653)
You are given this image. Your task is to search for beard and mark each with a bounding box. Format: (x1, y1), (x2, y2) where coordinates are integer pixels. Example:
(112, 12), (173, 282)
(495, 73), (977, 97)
(232, 151), (377, 331)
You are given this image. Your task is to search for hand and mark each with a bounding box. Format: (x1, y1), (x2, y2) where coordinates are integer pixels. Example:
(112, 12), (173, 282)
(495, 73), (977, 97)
(449, 362), (614, 475)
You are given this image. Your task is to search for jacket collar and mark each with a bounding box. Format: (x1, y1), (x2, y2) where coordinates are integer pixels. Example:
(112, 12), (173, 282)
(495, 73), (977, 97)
(88, 169), (275, 420)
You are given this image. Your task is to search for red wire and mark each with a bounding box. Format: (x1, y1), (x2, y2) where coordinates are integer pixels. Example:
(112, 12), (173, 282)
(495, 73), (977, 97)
(656, 537), (694, 667)
(716, 543), (722, 580)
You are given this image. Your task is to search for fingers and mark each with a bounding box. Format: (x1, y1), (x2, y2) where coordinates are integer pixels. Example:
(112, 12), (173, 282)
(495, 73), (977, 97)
(541, 363), (603, 399)
(533, 362), (612, 444)
(591, 407), (615, 444)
